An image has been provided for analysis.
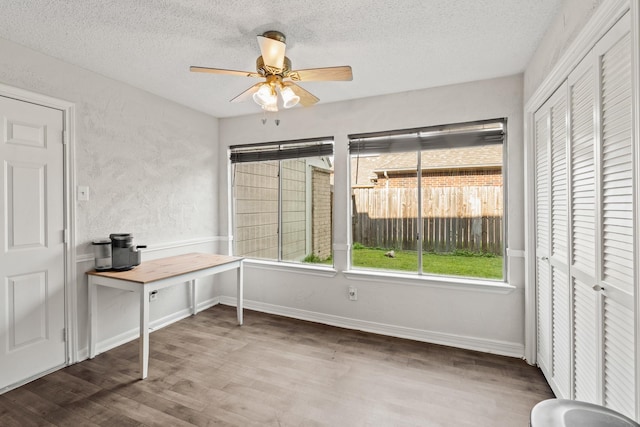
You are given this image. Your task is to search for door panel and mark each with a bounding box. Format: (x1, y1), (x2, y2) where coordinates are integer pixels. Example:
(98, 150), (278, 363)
(568, 46), (600, 404)
(7, 162), (47, 248)
(569, 62), (597, 281)
(597, 16), (635, 419)
(534, 107), (551, 372)
(603, 294), (635, 416)
(7, 271), (48, 350)
(549, 83), (571, 398)
(0, 95), (66, 390)
(535, 82), (572, 398)
(572, 277), (599, 404)
(552, 265), (571, 398)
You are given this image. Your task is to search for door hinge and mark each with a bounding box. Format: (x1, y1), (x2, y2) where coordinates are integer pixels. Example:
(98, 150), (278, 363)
(63, 229), (69, 244)
(62, 130), (68, 145)
(62, 328), (67, 342)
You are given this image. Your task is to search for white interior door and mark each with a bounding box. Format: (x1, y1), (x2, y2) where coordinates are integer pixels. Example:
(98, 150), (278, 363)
(0, 95), (66, 390)
(549, 83), (571, 400)
(567, 13), (636, 418)
(596, 15), (635, 419)
(534, 103), (552, 375)
(568, 46), (600, 406)
(535, 81), (572, 399)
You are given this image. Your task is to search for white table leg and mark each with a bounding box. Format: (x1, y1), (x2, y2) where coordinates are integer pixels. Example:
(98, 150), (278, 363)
(237, 262), (243, 325)
(88, 277), (97, 358)
(140, 288), (150, 379)
(190, 279), (197, 315)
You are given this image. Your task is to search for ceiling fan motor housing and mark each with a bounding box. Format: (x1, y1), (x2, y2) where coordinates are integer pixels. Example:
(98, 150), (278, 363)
(256, 56), (292, 77)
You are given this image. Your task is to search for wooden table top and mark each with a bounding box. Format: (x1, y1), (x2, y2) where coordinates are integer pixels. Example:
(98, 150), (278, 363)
(87, 252), (243, 284)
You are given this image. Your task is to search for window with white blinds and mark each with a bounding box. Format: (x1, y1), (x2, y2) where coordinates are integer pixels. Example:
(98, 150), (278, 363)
(348, 119), (506, 280)
(229, 137), (334, 265)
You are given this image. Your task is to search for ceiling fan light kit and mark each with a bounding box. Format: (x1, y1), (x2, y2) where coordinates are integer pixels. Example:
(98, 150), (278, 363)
(251, 75), (300, 111)
(280, 86), (300, 109)
(252, 80), (277, 108)
(190, 30), (352, 113)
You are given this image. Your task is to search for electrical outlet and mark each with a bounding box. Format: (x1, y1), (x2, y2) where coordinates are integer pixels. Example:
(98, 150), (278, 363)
(149, 291), (158, 302)
(348, 287), (357, 301)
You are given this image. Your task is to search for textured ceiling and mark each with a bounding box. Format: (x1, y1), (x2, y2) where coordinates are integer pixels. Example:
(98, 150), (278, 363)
(0, 0), (561, 118)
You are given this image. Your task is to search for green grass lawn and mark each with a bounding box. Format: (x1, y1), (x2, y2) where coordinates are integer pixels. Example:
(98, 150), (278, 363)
(351, 247), (503, 279)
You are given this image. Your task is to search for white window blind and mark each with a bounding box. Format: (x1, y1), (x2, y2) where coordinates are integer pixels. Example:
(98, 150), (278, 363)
(349, 118), (506, 154)
(230, 137), (334, 163)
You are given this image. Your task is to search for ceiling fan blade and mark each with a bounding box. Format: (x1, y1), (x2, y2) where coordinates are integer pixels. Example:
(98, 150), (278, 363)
(289, 66), (353, 82)
(283, 82), (319, 107)
(257, 35), (286, 69)
(190, 66), (261, 78)
(230, 83), (263, 103)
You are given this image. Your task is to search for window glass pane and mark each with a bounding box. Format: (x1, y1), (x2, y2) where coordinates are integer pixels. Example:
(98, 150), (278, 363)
(420, 145), (504, 280)
(281, 159), (307, 262)
(308, 161), (333, 264)
(287, 156), (334, 265)
(233, 161), (279, 260)
(232, 155), (333, 266)
(351, 152), (419, 273)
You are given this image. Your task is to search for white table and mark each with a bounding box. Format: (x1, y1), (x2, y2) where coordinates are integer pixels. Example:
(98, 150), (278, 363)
(87, 252), (243, 379)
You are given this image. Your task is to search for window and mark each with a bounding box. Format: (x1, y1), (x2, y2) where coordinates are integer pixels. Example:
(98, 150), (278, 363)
(349, 119), (505, 280)
(230, 137), (334, 265)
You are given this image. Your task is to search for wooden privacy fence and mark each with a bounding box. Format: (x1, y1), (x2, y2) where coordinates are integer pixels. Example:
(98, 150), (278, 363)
(352, 187), (503, 254)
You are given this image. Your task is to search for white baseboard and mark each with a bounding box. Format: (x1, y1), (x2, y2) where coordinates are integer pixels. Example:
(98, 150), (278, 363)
(219, 296), (525, 359)
(77, 297), (220, 360)
(78, 294), (524, 362)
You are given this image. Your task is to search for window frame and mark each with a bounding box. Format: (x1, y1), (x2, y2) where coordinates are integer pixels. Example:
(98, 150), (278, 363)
(348, 119), (508, 282)
(229, 137), (335, 266)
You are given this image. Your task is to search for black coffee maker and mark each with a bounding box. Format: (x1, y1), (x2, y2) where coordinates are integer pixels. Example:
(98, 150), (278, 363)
(110, 233), (146, 271)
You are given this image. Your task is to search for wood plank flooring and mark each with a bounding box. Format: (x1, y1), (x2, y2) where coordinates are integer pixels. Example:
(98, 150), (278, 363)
(0, 305), (554, 426)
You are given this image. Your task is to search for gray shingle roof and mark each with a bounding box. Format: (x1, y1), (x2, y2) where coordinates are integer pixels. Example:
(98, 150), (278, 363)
(351, 145), (502, 186)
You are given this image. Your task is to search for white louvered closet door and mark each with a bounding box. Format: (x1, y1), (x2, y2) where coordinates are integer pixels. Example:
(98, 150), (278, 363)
(568, 46), (600, 406)
(534, 105), (552, 375)
(532, 7), (637, 420)
(566, 12), (636, 419)
(534, 82), (571, 399)
(549, 82), (571, 400)
(596, 14), (635, 419)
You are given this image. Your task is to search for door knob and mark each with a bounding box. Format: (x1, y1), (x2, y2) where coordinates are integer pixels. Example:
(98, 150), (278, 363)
(592, 284), (604, 292)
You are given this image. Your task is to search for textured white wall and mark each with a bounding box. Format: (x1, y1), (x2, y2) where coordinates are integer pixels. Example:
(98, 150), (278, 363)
(219, 75), (527, 355)
(0, 37), (219, 355)
(524, 0), (604, 102)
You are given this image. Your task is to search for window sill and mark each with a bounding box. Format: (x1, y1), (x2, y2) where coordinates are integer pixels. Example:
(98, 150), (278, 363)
(343, 269), (516, 294)
(240, 259), (515, 293)
(243, 259), (338, 278)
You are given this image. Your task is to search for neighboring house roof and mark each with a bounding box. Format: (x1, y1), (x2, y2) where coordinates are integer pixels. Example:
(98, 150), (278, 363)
(351, 145), (502, 187)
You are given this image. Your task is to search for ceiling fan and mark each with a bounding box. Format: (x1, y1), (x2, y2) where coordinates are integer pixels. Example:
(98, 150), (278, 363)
(190, 30), (353, 112)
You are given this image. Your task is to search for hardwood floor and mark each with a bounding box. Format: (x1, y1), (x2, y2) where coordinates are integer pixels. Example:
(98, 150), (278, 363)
(0, 305), (553, 426)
